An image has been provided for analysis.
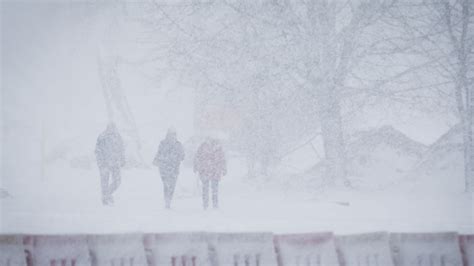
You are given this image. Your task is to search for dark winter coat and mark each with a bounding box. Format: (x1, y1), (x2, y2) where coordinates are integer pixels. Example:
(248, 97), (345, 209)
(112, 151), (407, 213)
(194, 139), (227, 180)
(153, 138), (185, 177)
(95, 125), (126, 169)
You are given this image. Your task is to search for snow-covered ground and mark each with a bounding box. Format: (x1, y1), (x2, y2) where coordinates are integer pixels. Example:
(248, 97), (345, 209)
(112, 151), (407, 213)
(1, 2), (472, 237)
(1, 157), (472, 235)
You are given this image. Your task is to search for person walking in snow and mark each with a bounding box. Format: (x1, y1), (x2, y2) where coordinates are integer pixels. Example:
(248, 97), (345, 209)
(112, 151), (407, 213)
(194, 137), (227, 209)
(153, 128), (185, 209)
(95, 122), (126, 206)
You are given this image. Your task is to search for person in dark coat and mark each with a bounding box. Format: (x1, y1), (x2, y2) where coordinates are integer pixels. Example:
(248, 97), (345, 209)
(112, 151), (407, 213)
(153, 128), (185, 209)
(193, 137), (226, 209)
(95, 122), (125, 205)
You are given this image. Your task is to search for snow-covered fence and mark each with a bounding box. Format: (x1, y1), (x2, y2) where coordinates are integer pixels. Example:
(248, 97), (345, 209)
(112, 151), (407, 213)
(213, 233), (277, 266)
(2, 232), (472, 266)
(0, 235), (27, 266)
(459, 235), (474, 266)
(390, 232), (463, 266)
(88, 234), (147, 266)
(28, 235), (91, 266)
(335, 232), (394, 266)
(273, 232), (339, 266)
(143, 232), (215, 266)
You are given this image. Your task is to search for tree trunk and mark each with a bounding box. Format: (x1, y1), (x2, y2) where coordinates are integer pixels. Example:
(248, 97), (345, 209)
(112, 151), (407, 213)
(460, 68), (473, 192)
(454, 63), (472, 192)
(468, 82), (474, 192)
(443, 0), (473, 192)
(457, 0), (473, 192)
(319, 94), (347, 185)
(314, 1), (348, 186)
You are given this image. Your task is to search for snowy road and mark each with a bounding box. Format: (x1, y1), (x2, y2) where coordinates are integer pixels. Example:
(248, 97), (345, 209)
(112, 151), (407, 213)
(1, 162), (473, 234)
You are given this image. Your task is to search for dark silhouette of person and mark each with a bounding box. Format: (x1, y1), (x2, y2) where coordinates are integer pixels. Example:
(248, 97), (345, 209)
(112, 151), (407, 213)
(95, 123), (125, 205)
(153, 128), (185, 209)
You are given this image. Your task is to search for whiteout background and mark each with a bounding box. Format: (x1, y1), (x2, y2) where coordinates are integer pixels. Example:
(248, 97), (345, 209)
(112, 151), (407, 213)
(0, 1), (472, 234)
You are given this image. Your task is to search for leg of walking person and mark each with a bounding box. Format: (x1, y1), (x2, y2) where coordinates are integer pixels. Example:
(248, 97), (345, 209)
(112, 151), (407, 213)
(168, 174), (178, 207)
(109, 167), (122, 193)
(99, 167), (111, 205)
(202, 178), (209, 209)
(211, 179), (219, 209)
(108, 166), (122, 203)
(161, 175), (171, 209)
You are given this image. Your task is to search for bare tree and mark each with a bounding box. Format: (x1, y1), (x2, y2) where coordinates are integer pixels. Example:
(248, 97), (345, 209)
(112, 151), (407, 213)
(257, 0), (398, 186)
(439, 0), (473, 192)
(97, 1), (145, 167)
(413, 0), (474, 191)
(140, 0), (466, 188)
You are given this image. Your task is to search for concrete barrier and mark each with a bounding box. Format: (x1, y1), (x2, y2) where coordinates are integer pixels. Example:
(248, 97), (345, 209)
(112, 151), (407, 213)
(213, 233), (277, 266)
(459, 235), (474, 266)
(336, 232), (394, 266)
(0, 235), (27, 266)
(390, 232), (463, 266)
(29, 235), (91, 266)
(274, 232), (339, 266)
(88, 234), (147, 266)
(143, 232), (214, 266)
